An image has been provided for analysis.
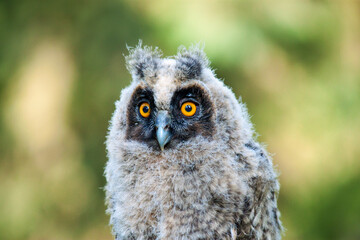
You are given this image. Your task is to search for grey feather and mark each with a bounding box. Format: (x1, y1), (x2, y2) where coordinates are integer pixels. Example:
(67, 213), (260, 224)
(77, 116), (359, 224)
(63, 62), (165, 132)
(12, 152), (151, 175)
(105, 43), (282, 240)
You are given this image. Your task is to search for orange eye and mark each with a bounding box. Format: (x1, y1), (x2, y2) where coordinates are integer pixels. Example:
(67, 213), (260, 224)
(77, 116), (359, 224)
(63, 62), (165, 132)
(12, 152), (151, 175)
(139, 102), (151, 118)
(181, 102), (197, 117)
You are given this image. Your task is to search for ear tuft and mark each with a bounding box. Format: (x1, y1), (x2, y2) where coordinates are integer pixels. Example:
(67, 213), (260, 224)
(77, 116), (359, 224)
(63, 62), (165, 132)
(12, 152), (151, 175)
(125, 40), (162, 81)
(175, 44), (210, 80)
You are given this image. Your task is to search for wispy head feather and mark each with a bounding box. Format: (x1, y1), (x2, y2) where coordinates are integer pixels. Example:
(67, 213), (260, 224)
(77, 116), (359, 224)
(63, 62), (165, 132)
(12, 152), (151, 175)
(175, 43), (210, 80)
(125, 40), (162, 81)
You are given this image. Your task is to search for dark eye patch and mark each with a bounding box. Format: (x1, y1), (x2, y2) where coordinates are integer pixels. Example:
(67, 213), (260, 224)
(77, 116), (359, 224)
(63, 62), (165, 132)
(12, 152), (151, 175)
(131, 89), (155, 116)
(125, 84), (215, 150)
(170, 84), (215, 140)
(125, 87), (158, 148)
(172, 87), (202, 110)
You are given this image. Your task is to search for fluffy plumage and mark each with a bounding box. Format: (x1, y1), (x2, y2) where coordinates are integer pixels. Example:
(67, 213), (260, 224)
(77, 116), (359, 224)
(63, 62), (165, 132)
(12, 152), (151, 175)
(105, 43), (282, 240)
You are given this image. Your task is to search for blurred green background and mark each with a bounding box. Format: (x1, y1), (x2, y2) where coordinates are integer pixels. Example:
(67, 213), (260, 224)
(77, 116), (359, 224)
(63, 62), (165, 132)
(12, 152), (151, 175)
(1, 0), (359, 239)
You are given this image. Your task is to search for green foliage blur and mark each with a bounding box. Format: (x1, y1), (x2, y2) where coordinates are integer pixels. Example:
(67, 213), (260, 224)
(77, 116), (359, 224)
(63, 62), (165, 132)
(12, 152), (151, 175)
(0, 0), (359, 239)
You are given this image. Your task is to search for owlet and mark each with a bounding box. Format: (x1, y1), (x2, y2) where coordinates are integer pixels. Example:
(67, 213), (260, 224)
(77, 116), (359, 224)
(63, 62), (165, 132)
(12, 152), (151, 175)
(105, 43), (282, 240)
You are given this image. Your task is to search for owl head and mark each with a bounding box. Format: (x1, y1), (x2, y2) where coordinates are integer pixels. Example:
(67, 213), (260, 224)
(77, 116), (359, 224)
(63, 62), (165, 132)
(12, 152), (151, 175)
(107, 43), (254, 160)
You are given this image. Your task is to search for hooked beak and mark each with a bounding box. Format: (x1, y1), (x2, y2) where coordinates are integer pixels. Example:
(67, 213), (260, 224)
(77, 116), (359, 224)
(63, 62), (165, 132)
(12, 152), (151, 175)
(155, 110), (172, 151)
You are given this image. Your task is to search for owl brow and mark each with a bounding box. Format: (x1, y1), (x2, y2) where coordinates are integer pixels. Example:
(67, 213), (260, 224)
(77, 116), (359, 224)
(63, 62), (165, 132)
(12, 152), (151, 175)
(170, 85), (210, 111)
(132, 88), (154, 103)
(175, 85), (205, 98)
(179, 97), (199, 107)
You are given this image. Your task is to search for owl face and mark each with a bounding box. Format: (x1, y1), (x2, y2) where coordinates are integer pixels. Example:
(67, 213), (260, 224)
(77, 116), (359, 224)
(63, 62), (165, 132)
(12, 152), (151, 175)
(108, 44), (255, 161)
(125, 64), (215, 152)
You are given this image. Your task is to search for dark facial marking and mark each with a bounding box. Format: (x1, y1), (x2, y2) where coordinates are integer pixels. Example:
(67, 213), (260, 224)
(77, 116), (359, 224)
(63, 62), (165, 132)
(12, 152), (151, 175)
(125, 86), (159, 149)
(126, 84), (215, 150)
(169, 84), (215, 144)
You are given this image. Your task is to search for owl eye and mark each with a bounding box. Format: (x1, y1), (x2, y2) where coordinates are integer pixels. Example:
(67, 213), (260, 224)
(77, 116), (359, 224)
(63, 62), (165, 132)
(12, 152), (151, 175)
(139, 102), (151, 118)
(181, 102), (197, 117)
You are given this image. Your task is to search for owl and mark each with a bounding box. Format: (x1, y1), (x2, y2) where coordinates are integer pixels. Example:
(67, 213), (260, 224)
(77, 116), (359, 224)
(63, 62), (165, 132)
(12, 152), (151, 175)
(105, 43), (282, 240)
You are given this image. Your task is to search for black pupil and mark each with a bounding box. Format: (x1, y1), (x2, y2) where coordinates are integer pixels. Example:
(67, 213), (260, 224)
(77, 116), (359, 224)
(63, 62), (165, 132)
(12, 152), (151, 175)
(142, 105), (149, 113)
(185, 104), (192, 112)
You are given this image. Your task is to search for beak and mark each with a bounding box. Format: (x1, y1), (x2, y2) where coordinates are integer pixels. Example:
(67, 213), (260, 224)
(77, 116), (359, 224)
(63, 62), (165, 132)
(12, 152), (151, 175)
(155, 110), (172, 151)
